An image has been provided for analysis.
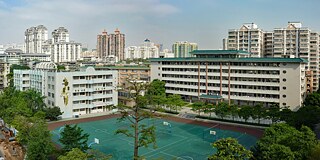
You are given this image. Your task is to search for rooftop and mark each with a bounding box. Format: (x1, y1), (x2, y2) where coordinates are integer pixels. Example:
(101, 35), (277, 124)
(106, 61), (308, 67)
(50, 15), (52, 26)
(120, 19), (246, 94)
(149, 57), (308, 63)
(190, 50), (251, 55)
(82, 65), (150, 70)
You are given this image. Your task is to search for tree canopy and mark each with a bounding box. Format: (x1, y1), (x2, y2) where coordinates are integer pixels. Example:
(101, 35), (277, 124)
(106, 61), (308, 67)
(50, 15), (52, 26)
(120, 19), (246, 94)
(304, 92), (320, 107)
(116, 80), (157, 160)
(58, 148), (89, 160)
(12, 112), (53, 160)
(252, 123), (318, 160)
(59, 124), (90, 152)
(208, 137), (252, 160)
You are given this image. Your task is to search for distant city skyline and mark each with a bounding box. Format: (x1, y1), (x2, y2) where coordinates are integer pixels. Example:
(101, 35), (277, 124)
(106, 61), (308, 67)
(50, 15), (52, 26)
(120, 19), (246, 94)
(0, 0), (320, 50)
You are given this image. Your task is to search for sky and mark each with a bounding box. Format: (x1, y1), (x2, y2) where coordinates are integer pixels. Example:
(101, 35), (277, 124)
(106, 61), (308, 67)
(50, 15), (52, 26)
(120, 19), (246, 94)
(0, 0), (320, 50)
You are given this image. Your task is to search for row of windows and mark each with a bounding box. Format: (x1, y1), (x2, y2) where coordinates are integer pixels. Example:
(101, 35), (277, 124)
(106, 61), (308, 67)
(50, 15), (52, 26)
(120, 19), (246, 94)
(162, 68), (281, 75)
(165, 80), (280, 91)
(72, 98), (112, 104)
(73, 83), (113, 88)
(162, 74), (281, 83)
(166, 87), (280, 99)
(73, 75), (112, 80)
(72, 90), (112, 96)
(161, 61), (282, 67)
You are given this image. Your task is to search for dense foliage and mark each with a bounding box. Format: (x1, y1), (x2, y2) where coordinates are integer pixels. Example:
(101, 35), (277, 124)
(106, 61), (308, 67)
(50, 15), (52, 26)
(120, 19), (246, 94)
(252, 123), (319, 160)
(58, 148), (89, 160)
(0, 87), (62, 123)
(59, 124), (90, 152)
(0, 87), (63, 159)
(208, 138), (252, 160)
(12, 112), (53, 160)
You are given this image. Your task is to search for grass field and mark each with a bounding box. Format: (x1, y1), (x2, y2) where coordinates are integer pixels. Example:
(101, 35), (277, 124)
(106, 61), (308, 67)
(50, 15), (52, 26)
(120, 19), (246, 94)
(51, 117), (257, 160)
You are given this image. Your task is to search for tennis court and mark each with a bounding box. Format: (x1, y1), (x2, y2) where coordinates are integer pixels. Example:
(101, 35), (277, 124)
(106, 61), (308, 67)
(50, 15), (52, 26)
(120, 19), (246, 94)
(51, 117), (257, 160)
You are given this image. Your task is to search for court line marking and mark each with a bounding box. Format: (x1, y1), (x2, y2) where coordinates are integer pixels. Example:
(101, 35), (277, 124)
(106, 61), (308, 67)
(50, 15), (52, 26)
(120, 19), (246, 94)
(143, 137), (188, 157)
(159, 151), (190, 160)
(90, 126), (134, 145)
(80, 119), (252, 159)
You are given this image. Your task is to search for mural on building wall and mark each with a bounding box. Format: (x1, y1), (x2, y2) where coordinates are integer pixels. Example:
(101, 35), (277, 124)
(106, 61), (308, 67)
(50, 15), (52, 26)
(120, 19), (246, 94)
(61, 78), (70, 106)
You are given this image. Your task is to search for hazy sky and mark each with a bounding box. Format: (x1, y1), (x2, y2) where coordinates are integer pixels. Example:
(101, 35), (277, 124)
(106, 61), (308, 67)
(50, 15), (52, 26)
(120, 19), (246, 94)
(1, 0), (320, 50)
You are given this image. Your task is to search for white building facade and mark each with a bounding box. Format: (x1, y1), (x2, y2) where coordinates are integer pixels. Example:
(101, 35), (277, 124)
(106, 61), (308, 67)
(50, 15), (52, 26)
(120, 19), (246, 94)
(14, 63), (118, 118)
(226, 22), (320, 92)
(46, 27), (82, 63)
(24, 25), (48, 53)
(50, 42), (81, 63)
(125, 39), (159, 59)
(150, 50), (307, 111)
(227, 23), (264, 57)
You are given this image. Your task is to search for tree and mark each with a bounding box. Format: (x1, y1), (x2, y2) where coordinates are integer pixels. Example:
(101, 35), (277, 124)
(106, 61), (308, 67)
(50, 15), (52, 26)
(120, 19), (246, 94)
(253, 144), (295, 160)
(12, 112), (44, 145)
(252, 123), (318, 160)
(59, 124), (90, 152)
(214, 102), (230, 120)
(145, 79), (166, 110)
(191, 101), (205, 116)
(279, 107), (293, 123)
(0, 87), (32, 124)
(208, 137), (252, 160)
(58, 148), (89, 160)
(290, 105), (320, 130)
(166, 94), (184, 112)
(238, 105), (253, 122)
(26, 118), (53, 160)
(308, 143), (320, 160)
(116, 80), (156, 160)
(0, 87), (49, 124)
(229, 104), (238, 120)
(87, 149), (112, 160)
(12, 112), (53, 160)
(57, 65), (66, 71)
(252, 103), (266, 124)
(266, 104), (281, 124)
(23, 89), (47, 112)
(203, 103), (215, 117)
(45, 106), (63, 121)
(303, 92), (320, 107)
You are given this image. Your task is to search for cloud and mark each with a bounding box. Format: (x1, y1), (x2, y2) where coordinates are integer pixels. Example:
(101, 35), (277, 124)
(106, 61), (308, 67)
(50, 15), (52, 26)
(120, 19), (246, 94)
(0, 0), (180, 48)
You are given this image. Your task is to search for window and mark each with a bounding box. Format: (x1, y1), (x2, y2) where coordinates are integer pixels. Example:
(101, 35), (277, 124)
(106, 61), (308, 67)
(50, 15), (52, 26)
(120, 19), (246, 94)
(283, 86), (286, 90)
(283, 78), (286, 82)
(283, 70), (287, 74)
(283, 95), (286, 98)
(282, 103), (286, 106)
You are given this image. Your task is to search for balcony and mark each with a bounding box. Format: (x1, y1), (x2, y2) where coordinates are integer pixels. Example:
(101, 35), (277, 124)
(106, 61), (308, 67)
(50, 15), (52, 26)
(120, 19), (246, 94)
(166, 90), (199, 96)
(230, 73), (279, 79)
(228, 95), (279, 103)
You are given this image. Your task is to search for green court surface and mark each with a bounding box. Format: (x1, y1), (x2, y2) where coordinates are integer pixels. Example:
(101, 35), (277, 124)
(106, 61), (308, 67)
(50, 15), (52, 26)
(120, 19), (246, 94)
(51, 117), (257, 160)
